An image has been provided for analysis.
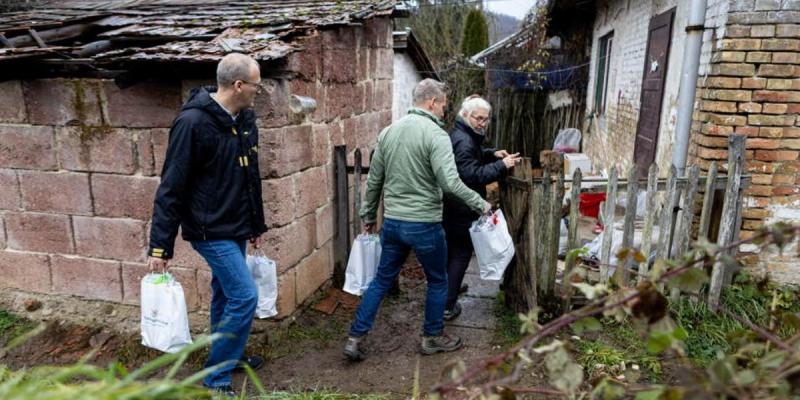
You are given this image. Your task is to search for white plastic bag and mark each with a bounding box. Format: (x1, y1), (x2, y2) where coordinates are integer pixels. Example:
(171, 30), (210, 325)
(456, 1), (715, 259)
(246, 250), (278, 319)
(469, 210), (516, 280)
(140, 273), (192, 353)
(343, 234), (382, 296)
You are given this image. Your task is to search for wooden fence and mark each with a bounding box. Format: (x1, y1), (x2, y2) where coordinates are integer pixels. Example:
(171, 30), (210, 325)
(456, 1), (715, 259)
(499, 135), (751, 312)
(332, 145), (375, 287)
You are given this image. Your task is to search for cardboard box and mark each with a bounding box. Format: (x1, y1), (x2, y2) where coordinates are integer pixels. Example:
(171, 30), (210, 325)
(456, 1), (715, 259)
(564, 153), (591, 176)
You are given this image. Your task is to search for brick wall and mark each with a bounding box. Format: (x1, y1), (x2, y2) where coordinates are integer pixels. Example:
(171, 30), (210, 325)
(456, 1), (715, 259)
(0, 17), (394, 323)
(690, 0), (800, 284)
(583, 0), (729, 175)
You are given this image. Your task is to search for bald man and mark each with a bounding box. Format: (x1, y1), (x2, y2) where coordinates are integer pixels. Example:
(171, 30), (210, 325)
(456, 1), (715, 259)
(147, 53), (267, 396)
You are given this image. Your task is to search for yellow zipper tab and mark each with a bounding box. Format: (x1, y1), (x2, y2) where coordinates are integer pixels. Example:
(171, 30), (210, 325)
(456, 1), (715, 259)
(232, 127), (238, 135)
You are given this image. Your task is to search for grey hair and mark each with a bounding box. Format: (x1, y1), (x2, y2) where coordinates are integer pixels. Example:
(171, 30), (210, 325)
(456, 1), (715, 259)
(412, 78), (447, 104)
(216, 53), (259, 87)
(459, 97), (492, 117)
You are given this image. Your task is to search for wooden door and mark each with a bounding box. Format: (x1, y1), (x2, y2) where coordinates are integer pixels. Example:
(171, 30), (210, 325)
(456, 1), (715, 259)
(633, 8), (675, 177)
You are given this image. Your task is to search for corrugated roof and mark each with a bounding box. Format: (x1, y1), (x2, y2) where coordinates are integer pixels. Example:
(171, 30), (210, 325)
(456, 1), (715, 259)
(0, 0), (395, 65)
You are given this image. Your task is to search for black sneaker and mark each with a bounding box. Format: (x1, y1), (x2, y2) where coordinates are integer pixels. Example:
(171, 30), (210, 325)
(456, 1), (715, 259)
(443, 302), (462, 321)
(233, 355), (265, 372)
(205, 384), (236, 397)
(420, 332), (463, 355)
(343, 336), (366, 361)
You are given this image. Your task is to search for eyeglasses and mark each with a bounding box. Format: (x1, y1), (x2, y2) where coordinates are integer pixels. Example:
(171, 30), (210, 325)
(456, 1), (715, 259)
(236, 80), (264, 94)
(469, 114), (490, 124)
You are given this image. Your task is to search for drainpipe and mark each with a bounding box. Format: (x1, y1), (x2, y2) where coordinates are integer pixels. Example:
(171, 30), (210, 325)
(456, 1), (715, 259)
(672, 0), (708, 175)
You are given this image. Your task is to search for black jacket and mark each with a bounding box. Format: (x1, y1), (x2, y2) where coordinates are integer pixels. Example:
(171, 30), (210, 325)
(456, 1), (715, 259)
(148, 87), (267, 259)
(442, 117), (507, 232)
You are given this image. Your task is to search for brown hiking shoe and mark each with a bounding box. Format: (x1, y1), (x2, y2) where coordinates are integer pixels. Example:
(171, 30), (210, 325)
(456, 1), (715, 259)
(420, 333), (463, 355)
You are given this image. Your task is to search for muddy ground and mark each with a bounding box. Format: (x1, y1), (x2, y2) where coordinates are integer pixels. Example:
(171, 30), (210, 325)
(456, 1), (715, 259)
(1, 257), (552, 398)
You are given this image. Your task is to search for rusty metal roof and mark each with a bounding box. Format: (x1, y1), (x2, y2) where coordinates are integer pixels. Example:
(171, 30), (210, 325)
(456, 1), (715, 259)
(0, 0), (395, 65)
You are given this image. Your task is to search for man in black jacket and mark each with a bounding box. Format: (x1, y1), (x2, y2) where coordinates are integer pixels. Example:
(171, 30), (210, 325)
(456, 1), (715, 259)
(147, 53), (267, 396)
(442, 96), (520, 320)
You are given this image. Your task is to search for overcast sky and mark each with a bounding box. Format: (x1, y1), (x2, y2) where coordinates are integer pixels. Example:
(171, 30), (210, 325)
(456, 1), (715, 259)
(483, 0), (537, 20)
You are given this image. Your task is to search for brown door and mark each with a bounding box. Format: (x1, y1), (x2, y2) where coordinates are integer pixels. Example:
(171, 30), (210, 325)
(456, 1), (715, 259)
(633, 8), (675, 177)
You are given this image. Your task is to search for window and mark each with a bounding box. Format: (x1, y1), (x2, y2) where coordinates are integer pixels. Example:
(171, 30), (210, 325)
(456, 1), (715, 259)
(594, 32), (613, 114)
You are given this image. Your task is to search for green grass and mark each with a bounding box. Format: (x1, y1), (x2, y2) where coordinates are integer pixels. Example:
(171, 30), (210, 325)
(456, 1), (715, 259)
(493, 291), (524, 346)
(0, 310), (36, 344)
(574, 321), (662, 380)
(672, 277), (800, 365)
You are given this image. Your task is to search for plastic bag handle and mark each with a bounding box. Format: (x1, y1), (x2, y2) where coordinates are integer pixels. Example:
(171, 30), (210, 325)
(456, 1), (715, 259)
(251, 247), (267, 259)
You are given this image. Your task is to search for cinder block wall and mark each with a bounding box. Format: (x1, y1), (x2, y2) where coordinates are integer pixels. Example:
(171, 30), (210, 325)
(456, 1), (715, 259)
(690, 0), (800, 283)
(0, 17), (393, 325)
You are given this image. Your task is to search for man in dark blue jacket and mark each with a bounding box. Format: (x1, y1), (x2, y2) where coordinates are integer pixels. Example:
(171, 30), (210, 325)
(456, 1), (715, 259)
(147, 53), (267, 396)
(442, 96), (519, 320)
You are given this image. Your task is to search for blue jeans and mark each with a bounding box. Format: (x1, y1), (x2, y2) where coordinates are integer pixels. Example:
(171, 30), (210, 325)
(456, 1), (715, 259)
(349, 218), (448, 337)
(191, 239), (257, 388)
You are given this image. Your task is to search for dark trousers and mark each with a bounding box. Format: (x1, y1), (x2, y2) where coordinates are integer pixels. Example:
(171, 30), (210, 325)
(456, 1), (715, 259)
(445, 226), (473, 310)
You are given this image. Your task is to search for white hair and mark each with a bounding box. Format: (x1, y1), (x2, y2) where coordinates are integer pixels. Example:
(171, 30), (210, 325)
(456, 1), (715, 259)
(412, 78), (447, 104)
(459, 97), (492, 117)
(216, 53), (259, 87)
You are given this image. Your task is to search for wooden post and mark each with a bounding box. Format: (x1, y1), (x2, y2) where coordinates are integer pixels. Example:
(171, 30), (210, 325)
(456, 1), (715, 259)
(353, 149), (362, 238)
(333, 145), (350, 287)
(525, 160), (538, 310)
(563, 168), (582, 311)
(670, 165), (700, 300)
(599, 166), (618, 284)
(539, 167), (553, 296)
(724, 137), (747, 286)
(618, 167), (639, 287)
(656, 166), (679, 261)
(672, 165), (700, 257)
(698, 161), (718, 240)
(544, 170), (565, 295)
(709, 135), (746, 306)
(639, 164), (659, 283)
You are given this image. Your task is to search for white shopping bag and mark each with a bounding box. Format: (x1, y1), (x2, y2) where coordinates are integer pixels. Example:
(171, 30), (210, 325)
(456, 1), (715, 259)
(140, 273), (193, 353)
(343, 234), (382, 296)
(246, 250), (278, 319)
(469, 209), (515, 280)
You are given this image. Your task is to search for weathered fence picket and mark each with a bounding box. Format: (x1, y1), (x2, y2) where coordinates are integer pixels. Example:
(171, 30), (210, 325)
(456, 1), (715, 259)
(500, 135), (749, 312)
(709, 136), (746, 307)
(599, 167), (617, 284)
(639, 164), (659, 283)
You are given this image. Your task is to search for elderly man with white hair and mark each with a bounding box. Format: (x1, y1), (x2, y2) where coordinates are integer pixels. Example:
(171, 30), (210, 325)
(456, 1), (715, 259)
(442, 96), (520, 320)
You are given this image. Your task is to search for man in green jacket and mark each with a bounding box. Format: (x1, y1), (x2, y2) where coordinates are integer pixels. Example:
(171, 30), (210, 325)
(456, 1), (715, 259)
(344, 79), (490, 361)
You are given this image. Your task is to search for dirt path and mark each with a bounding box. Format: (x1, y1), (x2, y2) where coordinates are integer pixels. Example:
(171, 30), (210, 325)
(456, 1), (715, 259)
(251, 259), (507, 398)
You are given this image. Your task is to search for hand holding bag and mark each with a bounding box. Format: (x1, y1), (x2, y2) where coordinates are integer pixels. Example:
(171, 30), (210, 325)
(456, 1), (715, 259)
(343, 234), (382, 296)
(140, 272), (193, 353)
(469, 209), (515, 280)
(246, 249), (279, 319)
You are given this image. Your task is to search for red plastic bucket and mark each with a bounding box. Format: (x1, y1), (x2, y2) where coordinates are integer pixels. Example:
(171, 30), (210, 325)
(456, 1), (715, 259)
(579, 192), (606, 218)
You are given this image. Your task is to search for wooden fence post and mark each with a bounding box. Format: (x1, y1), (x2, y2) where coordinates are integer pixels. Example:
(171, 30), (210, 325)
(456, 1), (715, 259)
(619, 167), (638, 286)
(670, 165), (700, 300)
(599, 166), (618, 284)
(333, 145), (350, 287)
(709, 135), (746, 307)
(639, 164), (659, 283)
(353, 149), (362, 239)
(562, 168), (582, 310)
(698, 161), (718, 240)
(539, 167), (553, 296)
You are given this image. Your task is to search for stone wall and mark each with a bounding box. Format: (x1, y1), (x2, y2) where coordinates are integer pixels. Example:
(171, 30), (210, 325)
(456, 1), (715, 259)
(689, 0), (800, 284)
(0, 17), (394, 326)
